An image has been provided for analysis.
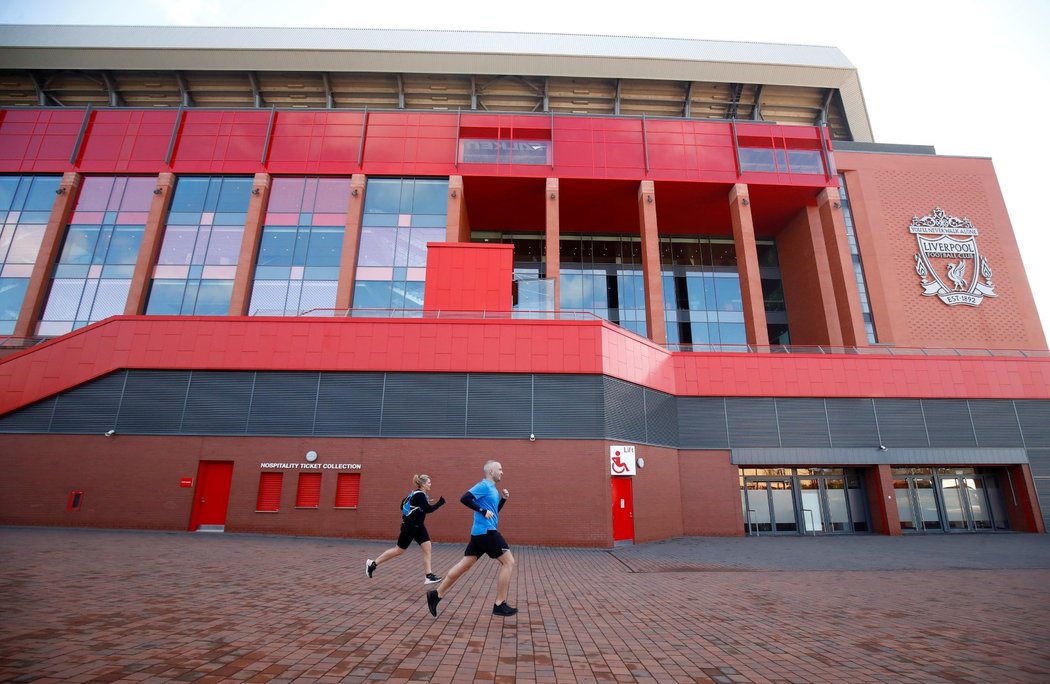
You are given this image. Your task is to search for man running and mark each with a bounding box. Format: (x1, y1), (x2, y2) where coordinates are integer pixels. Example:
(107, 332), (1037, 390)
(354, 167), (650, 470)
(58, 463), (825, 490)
(426, 460), (517, 617)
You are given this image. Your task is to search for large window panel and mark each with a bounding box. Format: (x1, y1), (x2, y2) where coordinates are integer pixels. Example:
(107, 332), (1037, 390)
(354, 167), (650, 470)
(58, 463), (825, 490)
(0, 175), (59, 334)
(352, 178), (448, 314)
(249, 177), (350, 316)
(38, 177), (150, 335)
(146, 176), (251, 317)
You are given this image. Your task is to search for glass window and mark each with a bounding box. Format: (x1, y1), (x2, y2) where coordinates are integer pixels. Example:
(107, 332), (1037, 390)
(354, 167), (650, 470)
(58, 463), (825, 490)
(352, 178), (447, 314)
(787, 149), (824, 175)
(740, 148), (776, 172)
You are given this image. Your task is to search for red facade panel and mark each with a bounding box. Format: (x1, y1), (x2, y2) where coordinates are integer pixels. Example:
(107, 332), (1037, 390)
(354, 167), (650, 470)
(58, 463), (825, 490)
(256, 472), (283, 512)
(334, 473), (361, 508)
(295, 473), (322, 508)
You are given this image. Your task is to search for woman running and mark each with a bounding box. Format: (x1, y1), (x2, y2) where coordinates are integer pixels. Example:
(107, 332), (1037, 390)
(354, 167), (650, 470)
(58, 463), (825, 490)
(366, 474), (446, 584)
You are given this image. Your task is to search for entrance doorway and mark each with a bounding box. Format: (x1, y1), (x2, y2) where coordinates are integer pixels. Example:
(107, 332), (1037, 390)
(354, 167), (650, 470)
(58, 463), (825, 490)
(741, 468), (869, 535)
(611, 477), (634, 544)
(893, 467), (1007, 533)
(189, 461), (234, 531)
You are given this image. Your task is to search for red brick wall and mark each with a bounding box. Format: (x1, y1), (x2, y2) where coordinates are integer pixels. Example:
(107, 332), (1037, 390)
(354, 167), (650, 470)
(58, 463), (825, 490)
(0, 435), (620, 547)
(678, 450), (743, 536)
(630, 444), (684, 542)
(838, 152), (1047, 351)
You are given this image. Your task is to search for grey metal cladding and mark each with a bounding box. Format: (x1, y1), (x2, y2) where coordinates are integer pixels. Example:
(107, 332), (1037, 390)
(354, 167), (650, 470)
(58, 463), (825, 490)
(381, 373), (467, 437)
(1028, 449), (1050, 477)
(604, 376), (646, 443)
(314, 372), (384, 436)
(0, 396), (56, 432)
(726, 397), (778, 447)
(922, 399), (977, 447)
(49, 370), (126, 433)
(775, 398), (831, 447)
(116, 370), (190, 434)
(533, 374), (603, 438)
(247, 371), (319, 435)
(873, 399), (929, 447)
(970, 399), (1025, 447)
(677, 397), (729, 449)
(644, 388), (678, 447)
(1015, 401), (1050, 447)
(181, 371), (254, 434)
(826, 398), (879, 447)
(466, 373), (532, 438)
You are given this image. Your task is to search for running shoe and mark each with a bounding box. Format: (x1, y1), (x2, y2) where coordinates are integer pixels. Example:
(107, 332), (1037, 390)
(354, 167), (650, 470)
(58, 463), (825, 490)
(365, 559), (377, 578)
(424, 573), (441, 584)
(492, 601), (518, 617)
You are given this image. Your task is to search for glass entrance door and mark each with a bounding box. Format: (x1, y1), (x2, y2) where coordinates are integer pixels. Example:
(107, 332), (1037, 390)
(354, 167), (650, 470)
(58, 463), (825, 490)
(939, 474), (995, 531)
(741, 478), (797, 535)
(798, 476), (853, 534)
(893, 476), (942, 532)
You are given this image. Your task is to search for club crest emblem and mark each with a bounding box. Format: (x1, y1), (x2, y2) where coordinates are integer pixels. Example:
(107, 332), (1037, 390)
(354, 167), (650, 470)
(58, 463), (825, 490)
(911, 208), (996, 306)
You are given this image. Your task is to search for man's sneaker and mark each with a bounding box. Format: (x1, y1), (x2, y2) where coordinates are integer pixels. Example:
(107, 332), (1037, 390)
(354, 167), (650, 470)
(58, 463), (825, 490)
(424, 573), (441, 584)
(365, 559), (377, 578)
(492, 601), (518, 617)
(426, 589), (441, 617)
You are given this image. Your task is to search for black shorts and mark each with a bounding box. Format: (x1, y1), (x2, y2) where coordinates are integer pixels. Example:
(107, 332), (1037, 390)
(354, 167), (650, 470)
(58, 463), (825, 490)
(464, 530), (510, 559)
(396, 523), (430, 549)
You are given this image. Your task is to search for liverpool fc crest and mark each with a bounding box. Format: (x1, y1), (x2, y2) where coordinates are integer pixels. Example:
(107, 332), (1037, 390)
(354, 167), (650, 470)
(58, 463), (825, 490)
(911, 208), (996, 307)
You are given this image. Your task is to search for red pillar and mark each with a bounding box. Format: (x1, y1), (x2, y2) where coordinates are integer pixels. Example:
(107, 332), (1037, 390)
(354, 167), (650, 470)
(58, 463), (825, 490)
(14, 172), (81, 338)
(446, 175), (469, 243)
(729, 184), (769, 348)
(229, 173), (271, 316)
(865, 464), (901, 536)
(638, 181), (666, 345)
(125, 173), (175, 315)
(817, 187), (867, 347)
(545, 178), (561, 311)
(335, 174), (367, 311)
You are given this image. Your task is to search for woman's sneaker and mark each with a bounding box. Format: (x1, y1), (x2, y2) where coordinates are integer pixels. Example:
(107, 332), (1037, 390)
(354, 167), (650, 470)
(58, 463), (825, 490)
(424, 573), (441, 584)
(365, 559), (377, 578)
(492, 601), (518, 617)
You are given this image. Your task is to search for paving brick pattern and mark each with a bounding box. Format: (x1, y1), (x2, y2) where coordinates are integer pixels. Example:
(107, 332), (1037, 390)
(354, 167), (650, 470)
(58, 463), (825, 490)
(1, 528), (1048, 683)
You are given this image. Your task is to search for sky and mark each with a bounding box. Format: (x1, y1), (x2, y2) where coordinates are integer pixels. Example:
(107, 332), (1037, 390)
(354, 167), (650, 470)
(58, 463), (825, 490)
(2, 0), (1049, 343)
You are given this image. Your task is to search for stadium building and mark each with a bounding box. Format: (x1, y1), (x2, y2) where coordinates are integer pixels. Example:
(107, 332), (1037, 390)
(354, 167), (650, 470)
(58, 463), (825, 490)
(0, 25), (1047, 545)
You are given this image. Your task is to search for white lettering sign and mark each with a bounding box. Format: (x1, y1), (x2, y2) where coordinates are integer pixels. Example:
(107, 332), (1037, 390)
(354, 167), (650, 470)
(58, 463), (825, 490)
(260, 463), (362, 470)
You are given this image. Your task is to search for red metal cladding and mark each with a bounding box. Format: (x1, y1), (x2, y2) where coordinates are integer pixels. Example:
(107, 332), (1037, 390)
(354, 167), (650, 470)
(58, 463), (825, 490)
(423, 243), (513, 312)
(2, 317), (1049, 418)
(0, 107), (835, 186)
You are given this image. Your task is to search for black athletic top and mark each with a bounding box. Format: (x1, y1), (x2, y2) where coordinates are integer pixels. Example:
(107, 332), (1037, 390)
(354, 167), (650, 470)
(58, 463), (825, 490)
(403, 491), (445, 526)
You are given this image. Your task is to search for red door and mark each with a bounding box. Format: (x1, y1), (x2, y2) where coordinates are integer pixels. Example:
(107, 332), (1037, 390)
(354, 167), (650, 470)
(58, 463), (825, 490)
(189, 461), (234, 531)
(611, 476), (634, 543)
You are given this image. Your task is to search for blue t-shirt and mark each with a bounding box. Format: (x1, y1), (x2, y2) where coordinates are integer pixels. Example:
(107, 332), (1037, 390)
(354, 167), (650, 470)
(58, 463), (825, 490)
(468, 478), (501, 535)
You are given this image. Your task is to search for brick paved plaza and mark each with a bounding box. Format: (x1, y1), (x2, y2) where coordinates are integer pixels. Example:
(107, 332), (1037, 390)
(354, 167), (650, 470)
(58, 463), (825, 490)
(1, 528), (1048, 683)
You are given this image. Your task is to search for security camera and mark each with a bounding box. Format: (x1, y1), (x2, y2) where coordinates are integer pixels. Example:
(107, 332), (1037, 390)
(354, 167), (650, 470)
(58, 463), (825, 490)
(529, 433), (536, 441)
(878, 444), (887, 451)
(104, 429), (116, 437)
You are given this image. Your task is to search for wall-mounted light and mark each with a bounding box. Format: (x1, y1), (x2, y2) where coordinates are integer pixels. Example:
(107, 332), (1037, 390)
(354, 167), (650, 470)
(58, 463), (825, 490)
(741, 197), (750, 206)
(153, 187), (163, 195)
(549, 193), (556, 200)
(646, 195), (653, 203)
(104, 429), (116, 437)
(450, 190), (457, 198)
(833, 201), (841, 209)
(305, 450), (318, 462)
(251, 187), (261, 196)
(55, 187), (66, 195)
(351, 188), (359, 197)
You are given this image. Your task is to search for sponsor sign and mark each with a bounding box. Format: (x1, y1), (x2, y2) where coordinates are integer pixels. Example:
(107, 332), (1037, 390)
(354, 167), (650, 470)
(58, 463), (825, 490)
(610, 445), (636, 476)
(910, 207), (997, 307)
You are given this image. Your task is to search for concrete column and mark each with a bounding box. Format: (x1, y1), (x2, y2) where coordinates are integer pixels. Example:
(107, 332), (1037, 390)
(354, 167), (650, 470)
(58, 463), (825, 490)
(638, 181), (666, 345)
(818, 187), (867, 347)
(228, 173), (271, 316)
(14, 172), (81, 337)
(335, 174), (367, 311)
(125, 173), (176, 315)
(445, 175), (470, 243)
(728, 184), (769, 348)
(545, 178), (560, 311)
